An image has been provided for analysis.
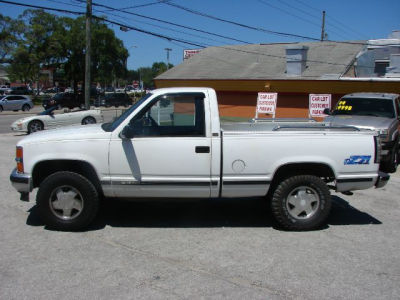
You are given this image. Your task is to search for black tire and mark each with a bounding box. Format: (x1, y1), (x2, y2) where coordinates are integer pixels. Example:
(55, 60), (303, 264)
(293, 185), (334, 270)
(381, 143), (398, 173)
(22, 104), (30, 111)
(81, 116), (96, 125)
(271, 175), (331, 231)
(36, 171), (99, 231)
(28, 120), (44, 134)
(0, 105), (3, 112)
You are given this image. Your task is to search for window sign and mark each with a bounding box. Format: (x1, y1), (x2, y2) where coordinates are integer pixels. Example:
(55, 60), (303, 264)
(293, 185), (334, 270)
(309, 94), (331, 117)
(256, 92), (278, 119)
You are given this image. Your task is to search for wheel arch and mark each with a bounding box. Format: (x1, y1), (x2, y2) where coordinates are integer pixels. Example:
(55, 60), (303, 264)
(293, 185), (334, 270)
(28, 119), (44, 128)
(269, 162), (335, 193)
(32, 159), (103, 197)
(81, 115), (96, 125)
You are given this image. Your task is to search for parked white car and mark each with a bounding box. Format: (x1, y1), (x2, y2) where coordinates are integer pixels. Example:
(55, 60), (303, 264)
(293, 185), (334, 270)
(0, 95), (33, 112)
(11, 107), (104, 134)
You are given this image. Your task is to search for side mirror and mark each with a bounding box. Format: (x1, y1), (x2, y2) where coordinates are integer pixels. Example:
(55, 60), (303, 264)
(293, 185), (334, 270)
(119, 125), (135, 139)
(323, 108), (331, 115)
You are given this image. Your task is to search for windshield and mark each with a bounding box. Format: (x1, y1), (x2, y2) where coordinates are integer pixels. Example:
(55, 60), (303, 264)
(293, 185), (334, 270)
(332, 98), (395, 118)
(101, 93), (152, 132)
(38, 106), (57, 115)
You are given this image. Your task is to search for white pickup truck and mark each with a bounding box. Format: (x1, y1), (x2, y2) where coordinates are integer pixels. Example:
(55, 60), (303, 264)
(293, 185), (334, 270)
(10, 87), (389, 231)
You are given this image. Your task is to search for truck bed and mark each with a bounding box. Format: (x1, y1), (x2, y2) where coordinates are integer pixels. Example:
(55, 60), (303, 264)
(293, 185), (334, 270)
(221, 121), (363, 134)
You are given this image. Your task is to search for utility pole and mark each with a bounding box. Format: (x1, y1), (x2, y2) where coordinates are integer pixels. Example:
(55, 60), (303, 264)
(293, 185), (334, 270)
(165, 48), (172, 69)
(84, 0), (92, 109)
(320, 10), (326, 41)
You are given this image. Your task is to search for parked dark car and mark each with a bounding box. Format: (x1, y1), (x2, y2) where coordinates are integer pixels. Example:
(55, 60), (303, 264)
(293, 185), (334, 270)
(8, 86), (33, 95)
(43, 92), (85, 109)
(94, 92), (132, 107)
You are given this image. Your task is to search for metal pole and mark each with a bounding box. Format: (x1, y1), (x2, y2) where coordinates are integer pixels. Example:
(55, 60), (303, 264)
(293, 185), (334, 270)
(165, 48), (172, 69)
(84, 0), (92, 109)
(320, 10), (326, 41)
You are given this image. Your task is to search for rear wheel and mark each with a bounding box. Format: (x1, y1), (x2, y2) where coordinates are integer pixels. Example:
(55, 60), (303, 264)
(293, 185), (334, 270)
(28, 120), (44, 134)
(22, 104), (30, 111)
(36, 171), (99, 231)
(271, 175), (331, 231)
(82, 116), (96, 125)
(0, 105), (3, 112)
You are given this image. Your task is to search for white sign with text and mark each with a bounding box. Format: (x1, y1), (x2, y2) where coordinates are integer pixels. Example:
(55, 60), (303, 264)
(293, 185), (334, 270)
(256, 93), (278, 118)
(309, 94), (331, 117)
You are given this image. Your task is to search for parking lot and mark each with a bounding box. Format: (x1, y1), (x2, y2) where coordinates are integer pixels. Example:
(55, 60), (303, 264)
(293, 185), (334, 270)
(1, 131), (400, 299)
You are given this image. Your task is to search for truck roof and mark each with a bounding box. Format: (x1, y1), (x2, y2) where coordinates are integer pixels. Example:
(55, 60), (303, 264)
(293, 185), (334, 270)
(342, 92), (399, 100)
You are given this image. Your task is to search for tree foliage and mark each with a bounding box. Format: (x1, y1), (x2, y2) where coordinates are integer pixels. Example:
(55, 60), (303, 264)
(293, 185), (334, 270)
(4, 10), (128, 89)
(0, 14), (24, 63)
(2, 10), (173, 89)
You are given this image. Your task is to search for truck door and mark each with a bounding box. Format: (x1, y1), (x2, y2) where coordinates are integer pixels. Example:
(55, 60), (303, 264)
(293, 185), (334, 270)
(109, 92), (212, 198)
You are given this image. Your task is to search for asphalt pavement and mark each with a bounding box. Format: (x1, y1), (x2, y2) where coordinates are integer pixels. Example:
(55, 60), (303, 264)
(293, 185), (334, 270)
(1, 132), (400, 299)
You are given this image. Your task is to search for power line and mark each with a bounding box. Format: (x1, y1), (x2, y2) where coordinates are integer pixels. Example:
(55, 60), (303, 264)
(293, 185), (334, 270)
(0, 0), (207, 48)
(257, 0), (353, 40)
(257, 0), (321, 29)
(294, 0), (369, 39)
(102, 10), (228, 46)
(97, 0), (172, 13)
(80, 0), (251, 44)
(0, 0), (83, 15)
(92, 15), (207, 48)
(164, 2), (321, 41)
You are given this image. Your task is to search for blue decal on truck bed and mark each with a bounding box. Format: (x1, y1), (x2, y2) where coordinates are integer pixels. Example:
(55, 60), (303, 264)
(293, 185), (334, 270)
(344, 155), (371, 165)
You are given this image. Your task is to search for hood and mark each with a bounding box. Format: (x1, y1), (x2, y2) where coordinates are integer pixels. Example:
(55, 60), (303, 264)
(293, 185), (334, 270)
(18, 124), (110, 146)
(324, 115), (397, 130)
(11, 116), (36, 125)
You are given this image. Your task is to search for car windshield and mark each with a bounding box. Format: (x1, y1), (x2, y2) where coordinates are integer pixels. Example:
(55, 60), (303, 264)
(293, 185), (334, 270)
(101, 93), (152, 132)
(332, 97), (395, 118)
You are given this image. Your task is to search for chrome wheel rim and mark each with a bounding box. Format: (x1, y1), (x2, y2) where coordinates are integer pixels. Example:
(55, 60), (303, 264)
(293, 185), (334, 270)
(286, 186), (320, 220)
(49, 185), (84, 220)
(30, 122), (42, 132)
(82, 117), (95, 124)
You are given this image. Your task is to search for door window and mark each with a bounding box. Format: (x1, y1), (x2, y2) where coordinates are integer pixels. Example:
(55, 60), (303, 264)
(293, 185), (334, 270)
(129, 93), (205, 137)
(7, 96), (19, 101)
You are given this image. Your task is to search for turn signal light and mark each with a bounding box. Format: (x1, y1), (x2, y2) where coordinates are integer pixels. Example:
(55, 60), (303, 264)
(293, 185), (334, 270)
(16, 146), (24, 173)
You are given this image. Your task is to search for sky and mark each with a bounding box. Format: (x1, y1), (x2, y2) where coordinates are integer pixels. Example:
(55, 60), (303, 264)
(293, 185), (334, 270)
(1, 0), (399, 70)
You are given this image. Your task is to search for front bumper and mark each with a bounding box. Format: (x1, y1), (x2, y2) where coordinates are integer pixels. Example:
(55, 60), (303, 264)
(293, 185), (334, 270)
(10, 168), (32, 193)
(375, 171), (390, 188)
(10, 123), (25, 132)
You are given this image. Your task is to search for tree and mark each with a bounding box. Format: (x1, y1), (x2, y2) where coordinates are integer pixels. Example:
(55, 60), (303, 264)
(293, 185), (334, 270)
(5, 10), (128, 92)
(61, 16), (128, 91)
(7, 10), (65, 89)
(0, 14), (24, 64)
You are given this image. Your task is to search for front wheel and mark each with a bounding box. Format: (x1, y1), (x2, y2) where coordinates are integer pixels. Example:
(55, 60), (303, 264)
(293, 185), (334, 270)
(270, 175), (331, 231)
(81, 116), (96, 125)
(28, 120), (44, 134)
(36, 171), (99, 231)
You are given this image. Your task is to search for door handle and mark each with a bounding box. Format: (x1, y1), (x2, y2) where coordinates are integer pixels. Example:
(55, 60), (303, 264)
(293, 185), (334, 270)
(195, 146), (210, 153)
